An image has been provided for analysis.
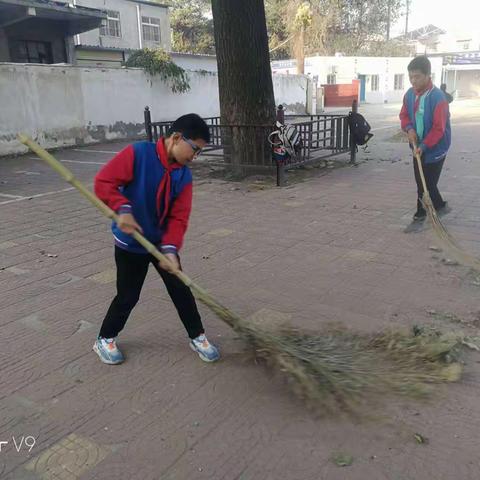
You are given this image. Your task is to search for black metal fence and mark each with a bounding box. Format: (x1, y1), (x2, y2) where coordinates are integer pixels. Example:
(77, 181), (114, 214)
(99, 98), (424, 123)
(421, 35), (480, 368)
(144, 108), (275, 171)
(144, 100), (357, 186)
(144, 108), (221, 151)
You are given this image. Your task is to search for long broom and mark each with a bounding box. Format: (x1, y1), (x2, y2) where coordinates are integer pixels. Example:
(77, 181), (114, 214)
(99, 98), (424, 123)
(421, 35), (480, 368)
(19, 134), (464, 414)
(413, 145), (480, 271)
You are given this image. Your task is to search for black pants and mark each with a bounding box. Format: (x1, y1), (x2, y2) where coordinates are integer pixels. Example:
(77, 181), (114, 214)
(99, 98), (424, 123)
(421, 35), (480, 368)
(99, 247), (204, 339)
(413, 157), (446, 212)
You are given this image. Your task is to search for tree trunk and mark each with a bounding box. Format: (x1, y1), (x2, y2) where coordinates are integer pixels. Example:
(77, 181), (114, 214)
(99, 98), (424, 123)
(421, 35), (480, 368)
(295, 26), (305, 74)
(211, 0), (276, 173)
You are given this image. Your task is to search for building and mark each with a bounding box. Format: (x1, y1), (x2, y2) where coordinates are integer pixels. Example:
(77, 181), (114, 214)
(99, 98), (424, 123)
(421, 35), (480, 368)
(399, 25), (480, 55)
(0, 0), (171, 67)
(0, 0), (105, 64)
(394, 25), (480, 97)
(441, 52), (480, 98)
(73, 0), (170, 67)
(272, 55), (443, 104)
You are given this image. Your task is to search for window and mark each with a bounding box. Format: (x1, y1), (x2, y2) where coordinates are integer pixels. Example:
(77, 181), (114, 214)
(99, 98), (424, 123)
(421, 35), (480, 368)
(394, 74), (404, 90)
(326, 74), (336, 84)
(9, 40), (53, 64)
(457, 40), (470, 50)
(100, 10), (121, 37)
(371, 74), (379, 91)
(142, 16), (161, 43)
(431, 73), (436, 85)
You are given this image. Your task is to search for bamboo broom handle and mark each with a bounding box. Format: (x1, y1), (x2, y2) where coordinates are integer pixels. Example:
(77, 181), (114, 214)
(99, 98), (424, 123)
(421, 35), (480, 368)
(18, 134), (246, 330)
(412, 142), (429, 195)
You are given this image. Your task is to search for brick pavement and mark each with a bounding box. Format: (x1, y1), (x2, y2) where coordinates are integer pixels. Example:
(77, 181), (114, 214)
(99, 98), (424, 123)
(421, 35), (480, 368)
(1, 101), (480, 479)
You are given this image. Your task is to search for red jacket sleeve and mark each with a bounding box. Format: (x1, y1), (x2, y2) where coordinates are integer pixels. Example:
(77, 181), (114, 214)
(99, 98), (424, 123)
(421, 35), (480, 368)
(161, 182), (192, 252)
(399, 94), (414, 132)
(422, 100), (448, 149)
(94, 145), (135, 212)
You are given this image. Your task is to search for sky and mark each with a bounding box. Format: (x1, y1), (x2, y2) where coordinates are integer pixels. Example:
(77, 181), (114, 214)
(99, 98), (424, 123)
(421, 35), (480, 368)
(392, 0), (480, 37)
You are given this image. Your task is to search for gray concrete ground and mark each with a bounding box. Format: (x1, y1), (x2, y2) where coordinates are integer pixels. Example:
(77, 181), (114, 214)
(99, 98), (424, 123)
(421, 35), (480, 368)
(1, 100), (480, 479)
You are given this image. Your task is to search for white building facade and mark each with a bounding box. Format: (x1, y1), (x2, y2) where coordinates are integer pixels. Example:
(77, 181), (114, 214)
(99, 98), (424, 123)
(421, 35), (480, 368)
(398, 26), (480, 98)
(272, 55), (444, 104)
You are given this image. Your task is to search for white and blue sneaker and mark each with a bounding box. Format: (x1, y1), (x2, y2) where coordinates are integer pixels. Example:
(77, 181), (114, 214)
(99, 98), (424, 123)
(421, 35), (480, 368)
(93, 336), (124, 365)
(189, 334), (220, 363)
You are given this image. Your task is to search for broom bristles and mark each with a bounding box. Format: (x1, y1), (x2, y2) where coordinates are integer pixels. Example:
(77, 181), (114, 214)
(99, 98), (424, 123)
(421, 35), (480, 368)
(421, 193), (480, 271)
(236, 321), (465, 414)
(18, 134), (468, 415)
(153, 290), (465, 415)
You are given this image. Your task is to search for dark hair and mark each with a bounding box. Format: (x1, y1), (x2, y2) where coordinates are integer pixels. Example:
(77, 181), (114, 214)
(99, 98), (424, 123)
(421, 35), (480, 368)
(440, 83), (447, 91)
(407, 56), (431, 75)
(168, 113), (210, 143)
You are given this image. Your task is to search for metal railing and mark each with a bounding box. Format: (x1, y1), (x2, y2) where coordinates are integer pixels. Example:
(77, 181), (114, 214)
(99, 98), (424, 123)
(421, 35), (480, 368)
(144, 101), (357, 186)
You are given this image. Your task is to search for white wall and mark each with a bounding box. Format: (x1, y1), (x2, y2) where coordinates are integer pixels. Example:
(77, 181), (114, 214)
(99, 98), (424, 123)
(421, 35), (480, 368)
(171, 53), (218, 72)
(0, 63), (310, 156)
(0, 63), (218, 156)
(273, 74), (310, 114)
(169, 58), (309, 113)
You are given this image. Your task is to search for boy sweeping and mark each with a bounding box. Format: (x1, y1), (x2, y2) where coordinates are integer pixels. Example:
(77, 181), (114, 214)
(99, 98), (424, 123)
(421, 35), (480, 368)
(93, 114), (219, 364)
(400, 56), (451, 223)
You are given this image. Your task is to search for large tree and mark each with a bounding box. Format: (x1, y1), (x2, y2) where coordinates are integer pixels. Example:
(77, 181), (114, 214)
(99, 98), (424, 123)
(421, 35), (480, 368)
(168, 0), (215, 54)
(211, 0), (276, 172)
(265, 0), (290, 60)
(265, 0), (406, 59)
(331, 0), (404, 54)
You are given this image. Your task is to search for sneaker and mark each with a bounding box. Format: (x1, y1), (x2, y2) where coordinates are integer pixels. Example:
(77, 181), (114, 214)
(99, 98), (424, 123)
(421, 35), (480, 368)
(189, 334), (220, 363)
(413, 209), (427, 221)
(93, 336), (124, 365)
(436, 202), (451, 217)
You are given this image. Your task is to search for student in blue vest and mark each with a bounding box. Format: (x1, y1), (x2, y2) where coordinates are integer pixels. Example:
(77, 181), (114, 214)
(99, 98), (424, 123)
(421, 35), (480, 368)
(93, 114), (219, 364)
(400, 56), (451, 222)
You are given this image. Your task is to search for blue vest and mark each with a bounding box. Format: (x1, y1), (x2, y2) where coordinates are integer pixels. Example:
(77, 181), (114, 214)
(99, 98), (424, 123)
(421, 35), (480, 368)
(405, 86), (451, 164)
(112, 141), (192, 254)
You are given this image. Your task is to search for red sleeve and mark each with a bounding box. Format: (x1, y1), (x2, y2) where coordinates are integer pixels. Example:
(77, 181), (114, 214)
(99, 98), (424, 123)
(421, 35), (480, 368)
(422, 100), (448, 149)
(399, 94), (414, 131)
(161, 182), (192, 251)
(94, 145), (135, 212)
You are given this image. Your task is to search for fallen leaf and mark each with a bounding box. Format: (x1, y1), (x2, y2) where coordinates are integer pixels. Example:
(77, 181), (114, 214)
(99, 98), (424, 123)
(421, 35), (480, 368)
(332, 453), (353, 467)
(414, 433), (429, 444)
(442, 258), (459, 266)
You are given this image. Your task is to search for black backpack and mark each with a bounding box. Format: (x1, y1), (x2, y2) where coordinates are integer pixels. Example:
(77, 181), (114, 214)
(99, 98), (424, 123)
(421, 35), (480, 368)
(348, 112), (373, 146)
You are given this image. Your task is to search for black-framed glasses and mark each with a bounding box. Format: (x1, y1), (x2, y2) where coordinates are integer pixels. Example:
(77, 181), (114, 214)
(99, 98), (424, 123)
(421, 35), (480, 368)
(182, 135), (202, 156)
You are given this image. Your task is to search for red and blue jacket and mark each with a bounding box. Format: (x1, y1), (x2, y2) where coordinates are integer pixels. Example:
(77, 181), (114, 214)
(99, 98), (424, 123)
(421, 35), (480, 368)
(399, 80), (451, 164)
(94, 138), (193, 255)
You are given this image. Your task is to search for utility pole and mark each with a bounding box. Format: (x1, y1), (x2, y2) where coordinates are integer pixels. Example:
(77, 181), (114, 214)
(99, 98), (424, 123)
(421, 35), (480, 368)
(387, 0), (391, 41)
(405, 0), (411, 35)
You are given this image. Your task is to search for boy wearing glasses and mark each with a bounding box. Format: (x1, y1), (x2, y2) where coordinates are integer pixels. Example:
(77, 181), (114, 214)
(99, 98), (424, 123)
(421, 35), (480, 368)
(93, 113), (219, 365)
